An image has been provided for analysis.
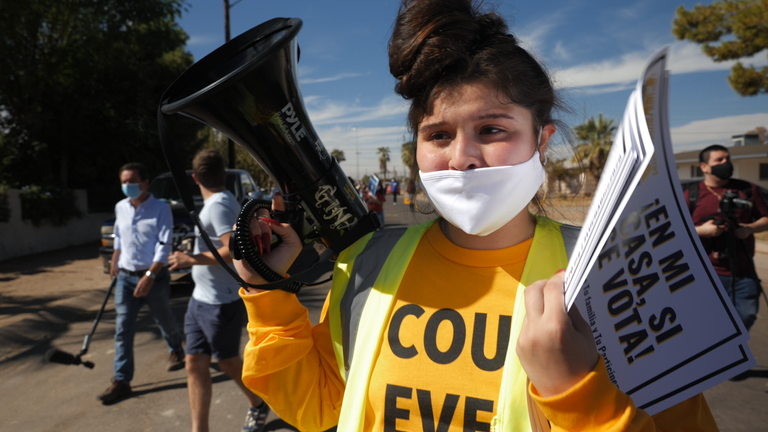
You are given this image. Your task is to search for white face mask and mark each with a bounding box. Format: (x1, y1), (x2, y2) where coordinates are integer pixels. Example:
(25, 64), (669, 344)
(419, 151), (545, 236)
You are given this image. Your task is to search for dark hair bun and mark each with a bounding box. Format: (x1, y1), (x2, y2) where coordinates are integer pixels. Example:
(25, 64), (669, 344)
(388, 0), (513, 100)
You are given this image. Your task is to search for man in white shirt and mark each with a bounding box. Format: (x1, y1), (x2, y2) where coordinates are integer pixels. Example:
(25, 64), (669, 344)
(169, 150), (269, 432)
(98, 163), (184, 404)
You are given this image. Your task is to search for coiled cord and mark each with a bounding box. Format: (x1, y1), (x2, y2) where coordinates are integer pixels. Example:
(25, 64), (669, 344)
(234, 199), (302, 293)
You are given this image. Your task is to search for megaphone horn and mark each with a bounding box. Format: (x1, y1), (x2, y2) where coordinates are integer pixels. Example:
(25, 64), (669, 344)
(158, 18), (379, 292)
(161, 18), (368, 245)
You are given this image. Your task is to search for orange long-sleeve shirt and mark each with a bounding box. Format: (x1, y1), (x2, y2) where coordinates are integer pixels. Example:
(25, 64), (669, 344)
(240, 224), (718, 432)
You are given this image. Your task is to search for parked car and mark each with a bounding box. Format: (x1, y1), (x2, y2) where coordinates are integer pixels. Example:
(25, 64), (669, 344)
(99, 169), (269, 273)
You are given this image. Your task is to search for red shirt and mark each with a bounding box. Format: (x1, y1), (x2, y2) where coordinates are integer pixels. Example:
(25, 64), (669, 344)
(366, 191), (385, 214)
(685, 179), (768, 276)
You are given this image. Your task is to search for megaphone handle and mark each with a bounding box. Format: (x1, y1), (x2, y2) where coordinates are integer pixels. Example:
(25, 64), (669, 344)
(235, 199), (303, 293)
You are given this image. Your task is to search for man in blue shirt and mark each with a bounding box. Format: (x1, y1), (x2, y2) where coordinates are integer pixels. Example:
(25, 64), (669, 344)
(169, 150), (269, 432)
(98, 163), (184, 404)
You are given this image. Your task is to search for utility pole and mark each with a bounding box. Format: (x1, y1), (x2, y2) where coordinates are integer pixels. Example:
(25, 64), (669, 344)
(224, 0), (236, 168)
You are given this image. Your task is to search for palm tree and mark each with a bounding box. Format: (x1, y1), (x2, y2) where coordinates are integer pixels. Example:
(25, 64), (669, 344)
(571, 113), (617, 182)
(331, 148), (346, 163)
(377, 147), (391, 179)
(401, 141), (417, 181)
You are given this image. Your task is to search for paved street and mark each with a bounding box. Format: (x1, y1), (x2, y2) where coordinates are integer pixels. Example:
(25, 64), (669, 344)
(0, 197), (766, 431)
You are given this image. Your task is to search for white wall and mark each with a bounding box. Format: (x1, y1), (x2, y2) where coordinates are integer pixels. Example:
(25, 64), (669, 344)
(0, 189), (111, 262)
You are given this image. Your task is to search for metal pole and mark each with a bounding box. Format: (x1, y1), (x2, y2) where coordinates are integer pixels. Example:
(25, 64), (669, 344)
(224, 0), (236, 168)
(224, 0), (230, 42)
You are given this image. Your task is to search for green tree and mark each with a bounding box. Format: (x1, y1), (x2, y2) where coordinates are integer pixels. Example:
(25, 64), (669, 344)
(377, 147), (391, 179)
(672, 0), (768, 96)
(401, 141), (417, 182)
(571, 113), (617, 182)
(331, 148), (346, 163)
(0, 0), (204, 211)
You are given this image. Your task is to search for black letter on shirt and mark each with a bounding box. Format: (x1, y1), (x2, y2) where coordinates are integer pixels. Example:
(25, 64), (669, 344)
(389, 304), (425, 359)
(464, 397), (493, 432)
(471, 313), (511, 372)
(424, 309), (466, 364)
(385, 384), (412, 432)
(416, 389), (459, 432)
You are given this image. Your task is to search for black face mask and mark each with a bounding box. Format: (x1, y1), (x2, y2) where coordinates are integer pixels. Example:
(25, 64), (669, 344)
(710, 160), (734, 180)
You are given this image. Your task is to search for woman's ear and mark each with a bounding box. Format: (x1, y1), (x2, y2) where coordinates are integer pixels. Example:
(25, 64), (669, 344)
(539, 123), (557, 162)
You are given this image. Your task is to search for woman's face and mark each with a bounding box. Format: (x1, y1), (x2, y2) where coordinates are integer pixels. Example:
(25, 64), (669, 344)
(416, 82), (555, 173)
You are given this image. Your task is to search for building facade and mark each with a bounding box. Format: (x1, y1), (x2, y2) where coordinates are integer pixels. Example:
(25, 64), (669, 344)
(675, 141), (768, 189)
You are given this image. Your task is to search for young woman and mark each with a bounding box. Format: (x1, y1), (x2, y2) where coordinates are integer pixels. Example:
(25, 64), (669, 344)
(233, 1), (718, 431)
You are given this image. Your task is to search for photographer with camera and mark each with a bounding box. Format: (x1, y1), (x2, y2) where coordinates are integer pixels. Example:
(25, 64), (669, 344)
(685, 144), (768, 332)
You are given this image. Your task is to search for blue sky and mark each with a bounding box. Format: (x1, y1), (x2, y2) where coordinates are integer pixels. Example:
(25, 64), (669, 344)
(176, 0), (768, 179)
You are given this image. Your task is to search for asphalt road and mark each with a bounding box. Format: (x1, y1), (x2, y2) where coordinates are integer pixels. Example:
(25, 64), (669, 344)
(0, 198), (766, 431)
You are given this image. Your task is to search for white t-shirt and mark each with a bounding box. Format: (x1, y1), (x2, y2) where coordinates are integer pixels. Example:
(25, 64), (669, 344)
(192, 191), (242, 305)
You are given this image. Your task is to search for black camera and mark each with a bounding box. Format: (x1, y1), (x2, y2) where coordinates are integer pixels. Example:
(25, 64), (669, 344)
(719, 190), (753, 217)
(710, 190), (753, 260)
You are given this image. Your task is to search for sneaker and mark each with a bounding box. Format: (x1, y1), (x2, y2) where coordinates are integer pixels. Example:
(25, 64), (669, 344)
(97, 379), (131, 404)
(243, 402), (270, 432)
(167, 349), (185, 371)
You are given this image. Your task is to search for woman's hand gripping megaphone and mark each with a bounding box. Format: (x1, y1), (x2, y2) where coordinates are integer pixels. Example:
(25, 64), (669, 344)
(233, 192), (303, 292)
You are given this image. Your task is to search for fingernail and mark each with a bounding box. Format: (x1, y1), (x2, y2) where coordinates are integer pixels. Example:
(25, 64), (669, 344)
(259, 217), (280, 225)
(263, 232), (271, 255)
(256, 235), (263, 256)
(556, 269), (566, 274)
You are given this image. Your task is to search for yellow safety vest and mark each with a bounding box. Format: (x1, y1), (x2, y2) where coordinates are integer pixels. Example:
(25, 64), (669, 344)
(327, 216), (578, 432)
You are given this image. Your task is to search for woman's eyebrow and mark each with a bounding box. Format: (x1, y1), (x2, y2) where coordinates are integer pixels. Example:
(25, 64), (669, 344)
(477, 113), (515, 121)
(418, 121), (447, 133)
(419, 113), (515, 133)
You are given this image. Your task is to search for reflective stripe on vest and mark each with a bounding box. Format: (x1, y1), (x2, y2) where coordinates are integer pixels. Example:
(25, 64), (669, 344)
(330, 217), (579, 432)
(337, 226), (409, 378)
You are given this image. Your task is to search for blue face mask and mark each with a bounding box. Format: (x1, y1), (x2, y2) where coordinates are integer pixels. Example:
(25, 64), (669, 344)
(121, 183), (143, 199)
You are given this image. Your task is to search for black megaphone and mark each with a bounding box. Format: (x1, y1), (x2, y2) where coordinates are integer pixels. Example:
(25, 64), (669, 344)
(158, 18), (379, 292)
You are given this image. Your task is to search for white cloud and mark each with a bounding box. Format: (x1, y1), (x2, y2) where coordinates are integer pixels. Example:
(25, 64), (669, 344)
(187, 34), (221, 46)
(668, 43), (767, 75)
(302, 95), (323, 105)
(670, 113), (768, 150)
(553, 41), (570, 62)
(576, 83), (635, 96)
(297, 65), (315, 77)
(554, 42), (768, 92)
(301, 72), (367, 85)
(554, 50), (653, 89)
(305, 95), (408, 126)
(517, 20), (558, 54)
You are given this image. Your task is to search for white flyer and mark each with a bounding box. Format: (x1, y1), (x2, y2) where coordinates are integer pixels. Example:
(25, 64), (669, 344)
(571, 46), (754, 415)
